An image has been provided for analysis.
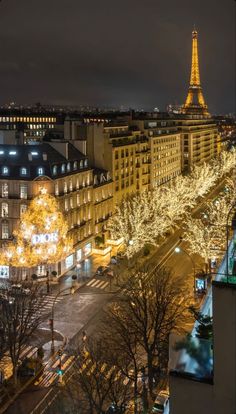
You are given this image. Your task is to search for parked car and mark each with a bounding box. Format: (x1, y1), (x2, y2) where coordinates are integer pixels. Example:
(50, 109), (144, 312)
(151, 390), (169, 413)
(95, 266), (107, 276)
(110, 256), (118, 265)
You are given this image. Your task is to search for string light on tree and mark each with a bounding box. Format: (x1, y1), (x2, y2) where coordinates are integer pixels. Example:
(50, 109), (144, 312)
(1, 188), (73, 268)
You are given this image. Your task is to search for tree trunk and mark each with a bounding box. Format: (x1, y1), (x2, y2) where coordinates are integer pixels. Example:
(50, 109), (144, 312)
(12, 364), (18, 387)
(147, 353), (154, 402)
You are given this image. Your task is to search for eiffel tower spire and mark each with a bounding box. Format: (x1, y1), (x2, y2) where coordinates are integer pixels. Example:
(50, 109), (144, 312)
(183, 29), (209, 116)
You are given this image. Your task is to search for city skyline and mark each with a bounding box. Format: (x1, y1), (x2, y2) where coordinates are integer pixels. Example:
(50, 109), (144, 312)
(0, 0), (234, 114)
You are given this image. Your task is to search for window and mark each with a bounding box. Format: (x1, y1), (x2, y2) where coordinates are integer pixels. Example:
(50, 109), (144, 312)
(84, 159), (88, 167)
(61, 164), (65, 173)
(70, 197), (73, 209)
(77, 194), (80, 206)
(73, 161), (77, 170)
(52, 165), (57, 175)
(67, 163), (71, 172)
(2, 221), (9, 239)
(65, 199), (68, 211)
(2, 183), (8, 198)
(21, 167), (27, 176)
(55, 182), (59, 196)
(64, 181), (67, 194)
(69, 179), (73, 191)
(38, 167), (44, 175)
(20, 204), (27, 216)
(2, 167), (9, 175)
(80, 160), (83, 169)
(1, 202), (8, 217)
(20, 184), (28, 199)
(9, 151), (17, 155)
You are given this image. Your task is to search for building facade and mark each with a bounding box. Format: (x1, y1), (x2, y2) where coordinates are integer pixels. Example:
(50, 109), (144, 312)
(0, 142), (112, 280)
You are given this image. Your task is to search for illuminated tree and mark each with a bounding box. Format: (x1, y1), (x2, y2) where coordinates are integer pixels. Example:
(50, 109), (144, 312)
(1, 189), (73, 268)
(109, 150), (236, 258)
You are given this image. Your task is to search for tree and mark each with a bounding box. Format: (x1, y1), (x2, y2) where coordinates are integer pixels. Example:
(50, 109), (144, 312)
(104, 267), (190, 408)
(0, 188), (73, 269)
(61, 337), (132, 414)
(108, 150), (236, 259)
(0, 282), (46, 386)
(189, 305), (213, 340)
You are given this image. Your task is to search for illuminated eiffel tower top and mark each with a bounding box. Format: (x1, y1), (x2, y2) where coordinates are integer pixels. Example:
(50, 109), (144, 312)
(183, 29), (209, 116)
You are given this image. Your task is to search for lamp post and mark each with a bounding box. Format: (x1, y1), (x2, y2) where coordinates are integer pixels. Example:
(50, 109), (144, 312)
(51, 286), (73, 352)
(174, 246), (196, 292)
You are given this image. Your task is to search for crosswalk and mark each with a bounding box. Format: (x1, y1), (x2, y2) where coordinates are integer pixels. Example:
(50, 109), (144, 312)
(34, 351), (134, 390)
(34, 353), (75, 387)
(34, 294), (64, 319)
(86, 278), (110, 291)
(0, 345), (38, 380)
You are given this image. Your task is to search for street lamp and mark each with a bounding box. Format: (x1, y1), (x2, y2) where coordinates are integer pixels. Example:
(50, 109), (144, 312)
(174, 246), (196, 292)
(50, 286), (74, 352)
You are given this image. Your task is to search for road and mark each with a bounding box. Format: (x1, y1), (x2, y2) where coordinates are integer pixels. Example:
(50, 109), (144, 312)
(3, 178), (227, 414)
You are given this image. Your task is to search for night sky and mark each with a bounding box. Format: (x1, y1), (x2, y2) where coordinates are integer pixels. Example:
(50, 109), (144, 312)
(0, 0), (234, 114)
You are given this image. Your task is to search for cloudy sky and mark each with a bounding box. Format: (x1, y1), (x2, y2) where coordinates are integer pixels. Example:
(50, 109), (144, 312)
(0, 0), (234, 113)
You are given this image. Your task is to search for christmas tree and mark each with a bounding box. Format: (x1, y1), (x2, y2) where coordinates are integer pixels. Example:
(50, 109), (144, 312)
(2, 188), (73, 268)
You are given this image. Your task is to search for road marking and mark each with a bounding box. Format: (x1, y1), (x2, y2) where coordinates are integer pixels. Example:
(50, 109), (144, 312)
(90, 280), (101, 287)
(87, 279), (95, 286)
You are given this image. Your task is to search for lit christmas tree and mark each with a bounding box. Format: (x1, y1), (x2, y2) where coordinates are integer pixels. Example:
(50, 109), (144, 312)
(1, 188), (73, 268)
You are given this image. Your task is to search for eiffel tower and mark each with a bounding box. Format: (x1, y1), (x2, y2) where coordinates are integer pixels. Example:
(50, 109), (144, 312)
(183, 29), (209, 116)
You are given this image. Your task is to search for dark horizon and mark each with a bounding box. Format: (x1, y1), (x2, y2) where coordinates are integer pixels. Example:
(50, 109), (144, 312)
(0, 0), (234, 114)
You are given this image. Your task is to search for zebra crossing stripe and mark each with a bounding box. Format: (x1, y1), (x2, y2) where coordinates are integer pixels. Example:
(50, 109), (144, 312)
(95, 280), (106, 288)
(100, 281), (109, 289)
(90, 280), (101, 287)
(86, 279), (95, 286)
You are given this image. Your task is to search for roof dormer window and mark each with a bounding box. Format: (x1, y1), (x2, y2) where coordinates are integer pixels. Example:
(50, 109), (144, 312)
(2, 167), (9, 175)
(21, 167), (27, 176)
(38, 167), (44, 176)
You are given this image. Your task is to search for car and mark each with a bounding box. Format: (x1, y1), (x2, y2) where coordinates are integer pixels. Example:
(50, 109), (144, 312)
(151, 390), (169, 413)
(95, 266), (107, 276)
(110, 256), (118, 265)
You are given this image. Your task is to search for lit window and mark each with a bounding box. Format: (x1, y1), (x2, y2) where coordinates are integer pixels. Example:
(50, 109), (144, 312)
(65, 199), (68, 211)
(31, 151), (38, 156)
(0, 151), (4, 155)
(84, 159), (88, 167)
(77, 194), (80, 206)
(2, 221), (9, 239)
(2, 167), (9, 175)
(67, 163), (71, 172)
(21, 167), (27, 176)
(20, 184), (28, 199)
(2, 183), (8, 198)
(1, 202), (8, 217)
(55, 182), (59, 196)
(9, 151), (17, 155)
(70, 198), (73, 209)
(20, 204), (27, 216)
(61, 164), (65, 173)
(53, 165), (57, 175)
(64, 182), (67, 193)
(38, 167), (44, 175)
(80, 160), (83, 169)
(69, 180), (73, 191)
(73, 161), (77, 170)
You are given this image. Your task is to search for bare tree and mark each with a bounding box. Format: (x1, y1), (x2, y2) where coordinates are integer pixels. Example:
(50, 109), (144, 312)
(0, 282), (46, 386)
(104, 267), (190, 408)
(60, 337), (132, 414)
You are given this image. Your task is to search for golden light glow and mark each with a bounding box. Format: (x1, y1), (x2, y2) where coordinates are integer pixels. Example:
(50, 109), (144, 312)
(1, 192), (73, 267)
(183, 29), (208, 115)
